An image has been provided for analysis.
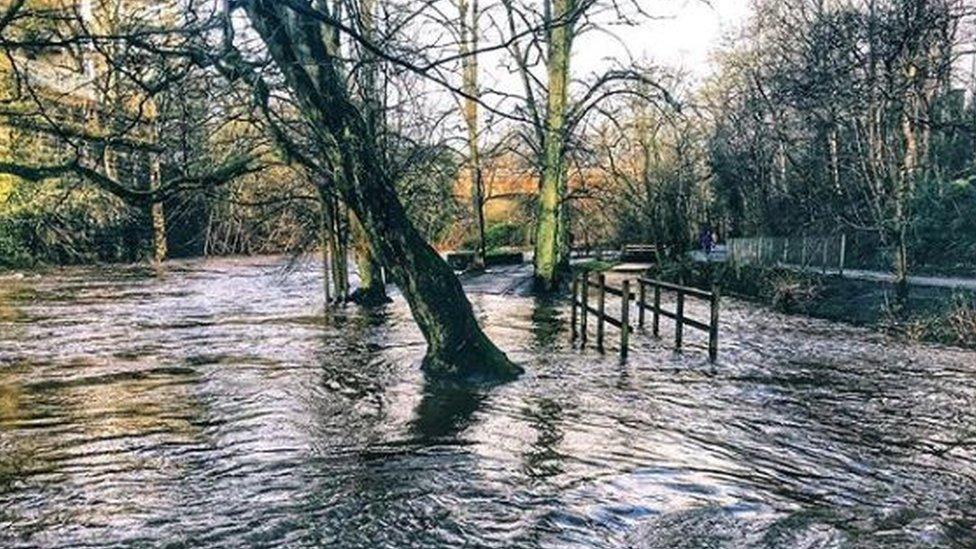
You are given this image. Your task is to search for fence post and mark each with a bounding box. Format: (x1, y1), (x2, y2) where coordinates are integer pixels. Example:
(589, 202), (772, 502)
(709, 286), (720, 362)
(620, 280), (631, 361)
(782, 238), (790, 264)
(839, 234), (846, 277)
(597, 273), (606, 352)
(581, 273), (590, 347)
(675, 290), (685, 351)
(638, 280), (646, 328)
(571, 274), (579, 342)
(653, 284), (661, 337)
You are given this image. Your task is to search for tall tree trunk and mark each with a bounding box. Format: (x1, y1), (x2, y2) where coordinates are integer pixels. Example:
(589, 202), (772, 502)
(349, 0), (389, 303)
(329, 194), (350, 302)
(459, 0), (487, 269)
(895, 70), (920, 308)
(319, 192), (332, 305)
(149, 153), (167, 264)
(350, 212), (390, 305)
(318, 186), (349, 304)
(244, 1), (519, 378)
(533, 0), (572, 291)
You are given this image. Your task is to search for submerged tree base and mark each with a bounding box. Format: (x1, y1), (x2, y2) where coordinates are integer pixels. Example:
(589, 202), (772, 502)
(532, 272), (568, 294)
(421, 333), (524, 381)
(349, 286), (393, 307)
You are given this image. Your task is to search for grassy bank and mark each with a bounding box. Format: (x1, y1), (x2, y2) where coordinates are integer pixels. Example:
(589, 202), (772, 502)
(648, 259), (976, 349)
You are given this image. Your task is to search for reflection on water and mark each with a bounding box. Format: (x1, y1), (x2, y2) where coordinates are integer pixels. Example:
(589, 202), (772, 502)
(1, 257), (976, 547)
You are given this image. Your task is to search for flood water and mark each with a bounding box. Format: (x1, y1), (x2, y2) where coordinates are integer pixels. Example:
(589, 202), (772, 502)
(1, 257), (975, 548)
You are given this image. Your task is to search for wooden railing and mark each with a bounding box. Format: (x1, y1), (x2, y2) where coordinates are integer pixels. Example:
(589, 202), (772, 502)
(571, 272), (633, 359)
(636, 278), (720, 361)
(620, 244), (659, 262)
(570, 272), (721, 361)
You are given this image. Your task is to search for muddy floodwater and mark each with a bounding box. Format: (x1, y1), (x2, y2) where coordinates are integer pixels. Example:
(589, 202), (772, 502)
(1, 257), (976, 548)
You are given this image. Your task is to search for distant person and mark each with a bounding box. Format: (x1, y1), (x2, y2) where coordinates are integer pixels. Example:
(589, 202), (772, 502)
(699, 227), (714, 255)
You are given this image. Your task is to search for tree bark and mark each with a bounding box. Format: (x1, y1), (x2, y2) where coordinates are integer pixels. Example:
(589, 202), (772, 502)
(149, 153), (167, 264)
(459, 0), (487, 270)
(325, 191), (350, 303)
(350, 211), (390, 306)
(320, 194), (332, 305)
(533, 0), (573, 291)
(244, 1), (519, 378)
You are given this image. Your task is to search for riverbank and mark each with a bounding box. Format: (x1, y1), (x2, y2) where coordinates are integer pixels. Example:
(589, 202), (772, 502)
(642, 259), (976, 350)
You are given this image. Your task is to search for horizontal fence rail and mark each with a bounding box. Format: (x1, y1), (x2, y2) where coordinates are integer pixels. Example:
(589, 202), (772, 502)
(637, 278), (720, 361)
(571, 273), (720, 361)
(620, 244), (660, 262)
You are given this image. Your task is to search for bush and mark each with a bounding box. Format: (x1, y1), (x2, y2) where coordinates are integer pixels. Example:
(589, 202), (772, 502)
(0, 222), (32, 269)
(944, 296), (976, 348)
(571, 259), (618, 275)
(766, 272), (823, 314)
(0, 183), (151, 266)
(911, 178), (976, 275)
(888, 294), (976, 348)
(461, 222), (526, 251)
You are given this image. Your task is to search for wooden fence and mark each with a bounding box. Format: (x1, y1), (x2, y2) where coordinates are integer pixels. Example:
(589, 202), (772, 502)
(571, 273), (721, 361)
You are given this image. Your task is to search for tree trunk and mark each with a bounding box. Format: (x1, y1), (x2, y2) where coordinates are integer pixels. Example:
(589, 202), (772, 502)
(149, 153), (167, 264)
(319, 193), (331, 305)
(244, 1), (519, 378)
(318, 187), (348, 304)
(533, 0), (572, 291)
(893, 47), (928, 310)
(328, 193), (350, 303)
(350, 211), (390, 306)
(894, 90), (919, 309)
(459, 0), (487, 270)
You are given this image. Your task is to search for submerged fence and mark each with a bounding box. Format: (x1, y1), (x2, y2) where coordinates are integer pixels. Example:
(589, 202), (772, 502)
(571, 272), (720, 361)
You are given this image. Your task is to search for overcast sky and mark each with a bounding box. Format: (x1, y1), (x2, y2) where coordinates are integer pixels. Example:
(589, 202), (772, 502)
(472, 0), (754, 124)
(573, 0), (753, 80)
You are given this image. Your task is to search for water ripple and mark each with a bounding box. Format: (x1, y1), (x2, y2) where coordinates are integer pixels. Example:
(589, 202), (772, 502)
(1, 257), (975, 547)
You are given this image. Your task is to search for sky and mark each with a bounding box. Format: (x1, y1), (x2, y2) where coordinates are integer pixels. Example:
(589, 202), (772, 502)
(574, 0), (753, 80)
(472, 0), (754, 125)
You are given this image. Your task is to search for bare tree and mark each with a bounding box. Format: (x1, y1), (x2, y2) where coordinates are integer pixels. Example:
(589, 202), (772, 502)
(0, 0), (523, 377)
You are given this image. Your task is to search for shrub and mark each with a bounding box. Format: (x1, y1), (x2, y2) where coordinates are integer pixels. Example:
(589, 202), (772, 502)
(0, 183), (150, 266)
(0, 221), (32, 269)
(935, 295), (976, 348)
(484, 222), (525, 250)
(766, 272), (823, 314)
(461, 222), (526, 252)
(881, 293), (976, 349)
(572, 259), (617, 275)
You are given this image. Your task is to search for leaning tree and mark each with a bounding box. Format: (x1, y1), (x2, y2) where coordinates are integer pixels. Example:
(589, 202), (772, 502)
(0, 0), (522, 379)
